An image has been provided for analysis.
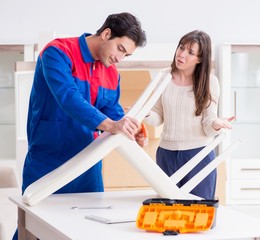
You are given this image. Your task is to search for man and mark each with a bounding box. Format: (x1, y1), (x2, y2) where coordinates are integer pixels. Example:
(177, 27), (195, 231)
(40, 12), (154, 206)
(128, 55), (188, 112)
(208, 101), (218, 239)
(13, 11), (147, 239)
(22, 12), (147, 194)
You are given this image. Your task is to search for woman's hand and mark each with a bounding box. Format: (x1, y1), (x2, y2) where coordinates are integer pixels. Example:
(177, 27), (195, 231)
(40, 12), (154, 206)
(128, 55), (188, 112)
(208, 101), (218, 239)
(212, 116), (236, 131)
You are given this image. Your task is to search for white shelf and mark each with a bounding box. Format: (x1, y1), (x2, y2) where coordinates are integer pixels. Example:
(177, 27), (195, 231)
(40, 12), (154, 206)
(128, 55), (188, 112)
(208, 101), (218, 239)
(219, 43), (260, 205)
(0, 44), (35, 163)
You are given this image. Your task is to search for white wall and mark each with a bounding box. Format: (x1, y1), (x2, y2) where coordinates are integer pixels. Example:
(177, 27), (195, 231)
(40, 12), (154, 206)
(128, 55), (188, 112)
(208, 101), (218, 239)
(1, 0), (259, 47)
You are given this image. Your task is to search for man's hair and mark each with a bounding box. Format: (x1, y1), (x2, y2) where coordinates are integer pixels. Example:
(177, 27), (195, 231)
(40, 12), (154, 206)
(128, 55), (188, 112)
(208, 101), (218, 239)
(96, 12), (147, 47)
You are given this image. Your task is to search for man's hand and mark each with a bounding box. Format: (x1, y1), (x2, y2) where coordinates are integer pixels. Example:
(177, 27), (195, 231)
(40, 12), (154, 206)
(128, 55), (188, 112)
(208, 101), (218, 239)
(135, 123), (149, 147)
(97, 117), (140, 140)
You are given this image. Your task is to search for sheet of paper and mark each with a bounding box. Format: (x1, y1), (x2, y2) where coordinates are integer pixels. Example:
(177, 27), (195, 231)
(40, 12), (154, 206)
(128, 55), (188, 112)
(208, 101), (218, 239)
(84, 207), (137, 224)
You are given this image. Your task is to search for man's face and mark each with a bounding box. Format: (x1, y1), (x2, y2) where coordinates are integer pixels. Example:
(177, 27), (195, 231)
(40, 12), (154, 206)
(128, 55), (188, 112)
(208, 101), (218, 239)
(98, 29), (137, 67)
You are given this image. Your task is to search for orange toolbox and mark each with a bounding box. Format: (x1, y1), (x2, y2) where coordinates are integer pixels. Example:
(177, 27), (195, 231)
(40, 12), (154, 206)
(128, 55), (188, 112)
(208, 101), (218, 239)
(136, 198), (219, 235)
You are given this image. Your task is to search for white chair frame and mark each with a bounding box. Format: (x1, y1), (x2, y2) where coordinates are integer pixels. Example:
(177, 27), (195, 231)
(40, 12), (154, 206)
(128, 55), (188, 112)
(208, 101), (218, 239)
(23, 69), (240, 206)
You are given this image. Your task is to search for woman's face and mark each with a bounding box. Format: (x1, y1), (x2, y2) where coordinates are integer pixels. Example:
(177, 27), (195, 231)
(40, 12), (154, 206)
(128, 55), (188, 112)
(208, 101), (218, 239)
(175, 42), (201, 71)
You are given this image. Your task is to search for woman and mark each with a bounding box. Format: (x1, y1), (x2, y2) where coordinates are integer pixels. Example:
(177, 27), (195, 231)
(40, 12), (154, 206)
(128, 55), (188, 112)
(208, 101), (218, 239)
(145, 30), (234, 199)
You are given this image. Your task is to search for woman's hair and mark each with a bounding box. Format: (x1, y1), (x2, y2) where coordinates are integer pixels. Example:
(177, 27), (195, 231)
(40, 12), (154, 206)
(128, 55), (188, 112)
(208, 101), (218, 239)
(96, 12), (147, 48)
(171, 30), (212, 116)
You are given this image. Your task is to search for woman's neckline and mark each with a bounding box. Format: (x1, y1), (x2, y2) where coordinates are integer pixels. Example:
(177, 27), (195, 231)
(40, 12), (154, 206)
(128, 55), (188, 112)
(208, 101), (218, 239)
(171, 77), (193, 88)
(171, 72), (193, 87)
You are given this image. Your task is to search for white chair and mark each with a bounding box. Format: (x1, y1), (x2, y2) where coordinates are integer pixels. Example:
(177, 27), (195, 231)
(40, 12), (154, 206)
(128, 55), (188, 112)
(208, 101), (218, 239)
(22, 69), (240, 206)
